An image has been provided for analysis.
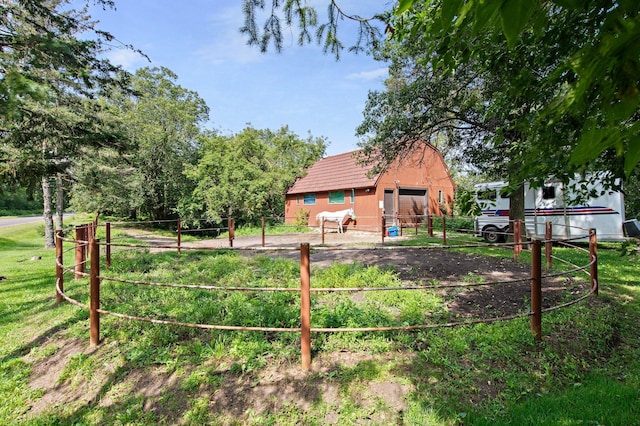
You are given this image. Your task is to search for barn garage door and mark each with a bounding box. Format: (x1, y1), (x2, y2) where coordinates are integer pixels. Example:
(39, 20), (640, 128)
(398, 188), (427, 224)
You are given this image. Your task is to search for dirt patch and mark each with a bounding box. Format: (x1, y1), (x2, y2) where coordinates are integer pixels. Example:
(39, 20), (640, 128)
(26, 337), (119, 418)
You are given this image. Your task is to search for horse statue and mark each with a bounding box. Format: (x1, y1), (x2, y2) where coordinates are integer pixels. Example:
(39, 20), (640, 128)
(315, 208), (355, 233)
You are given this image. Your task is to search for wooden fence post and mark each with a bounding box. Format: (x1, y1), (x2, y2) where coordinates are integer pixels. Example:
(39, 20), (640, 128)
(545, 221), (552, 269)
(428, 214), (433, 237)
(82, 225), (89, 261)
(321, 217), (325, 245)
(90, 238), (101, 347)
(261, 216), (266, 247)
(300, 243), (311, 370)
(106, 222), (111, 268)
(531, 239), (542, 341)
(228, 217), (235, 248)
(589, 228), (598, 296)
(55, 230), (64, 304)
(177, 218), (182, 254)
(75, 226), (84, 279)
(442, 216), (447, 246)
(514, 220), (522, 260)
(381, 216), (386, 244)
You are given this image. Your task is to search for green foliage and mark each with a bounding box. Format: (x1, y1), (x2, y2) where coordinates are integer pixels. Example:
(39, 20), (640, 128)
(390, 0), (639, 179)
(0, 186), (42, 216)
(293, 208), (310, 230)
(180, 126), (326, 225)
(70, 67), (208, 221)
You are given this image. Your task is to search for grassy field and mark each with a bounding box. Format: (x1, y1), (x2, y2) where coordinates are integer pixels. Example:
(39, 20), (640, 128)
(1, 219), (639, 425)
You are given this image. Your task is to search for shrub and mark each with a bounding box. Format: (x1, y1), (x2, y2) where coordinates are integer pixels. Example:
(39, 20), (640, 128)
(294, 208), (310, 230)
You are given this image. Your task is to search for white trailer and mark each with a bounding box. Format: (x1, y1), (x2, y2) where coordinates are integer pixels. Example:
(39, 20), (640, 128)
(473, 177), (626, 243)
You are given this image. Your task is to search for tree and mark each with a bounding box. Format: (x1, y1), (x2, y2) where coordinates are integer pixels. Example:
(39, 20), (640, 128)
(1, 0), (134, 246)
(241, 1), (640, 179)
(71, 67), (209, 221)
(180, 126), (326, 226)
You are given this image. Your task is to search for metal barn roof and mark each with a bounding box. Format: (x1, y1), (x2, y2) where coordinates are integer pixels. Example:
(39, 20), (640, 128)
(287, 150), (380, 195)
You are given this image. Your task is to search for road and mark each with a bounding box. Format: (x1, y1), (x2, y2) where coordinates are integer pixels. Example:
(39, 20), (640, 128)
(0, 214), (74, 229)
(0, 215), (44, 229)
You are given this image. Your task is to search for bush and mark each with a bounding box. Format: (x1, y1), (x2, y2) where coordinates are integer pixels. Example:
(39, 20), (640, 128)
(294, 208), (310, 230)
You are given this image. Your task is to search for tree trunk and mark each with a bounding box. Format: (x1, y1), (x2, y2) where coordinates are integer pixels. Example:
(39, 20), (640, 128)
(42, 176), (55, 248)
(55, 173), (64, 230)
(509, 183), (525, 242)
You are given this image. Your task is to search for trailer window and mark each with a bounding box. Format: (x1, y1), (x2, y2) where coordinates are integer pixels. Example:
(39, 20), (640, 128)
(477, 189), (497, 201)
(542, 185), (556, 200)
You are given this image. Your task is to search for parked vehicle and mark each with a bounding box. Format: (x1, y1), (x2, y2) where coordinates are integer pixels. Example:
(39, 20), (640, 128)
(474, 177), (626, 243)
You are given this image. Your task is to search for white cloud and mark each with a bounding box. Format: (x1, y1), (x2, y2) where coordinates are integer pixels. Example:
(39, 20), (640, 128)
(107, 48), (148, 70)
(346, 67), (388, 81)
(195, 5), (267, 65)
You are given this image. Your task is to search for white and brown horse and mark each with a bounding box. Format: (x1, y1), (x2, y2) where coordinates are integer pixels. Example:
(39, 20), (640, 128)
(315, 208), (355, 233)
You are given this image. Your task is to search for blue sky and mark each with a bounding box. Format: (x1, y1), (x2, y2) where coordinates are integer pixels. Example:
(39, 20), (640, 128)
(86, 1), (390, 156)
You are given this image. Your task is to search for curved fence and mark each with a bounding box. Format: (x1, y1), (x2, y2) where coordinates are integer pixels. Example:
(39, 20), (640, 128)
(54, 219), (599, 369)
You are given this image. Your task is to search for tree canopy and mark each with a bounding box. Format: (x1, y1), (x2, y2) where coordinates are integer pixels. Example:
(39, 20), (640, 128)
(241, 0), (640, 181)
(180, 126), (326, 226)
(1, 0), (134, 245)
(71, 67), (209, 221)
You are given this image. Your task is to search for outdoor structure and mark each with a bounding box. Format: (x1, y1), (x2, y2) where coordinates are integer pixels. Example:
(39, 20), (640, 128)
(285, 145), (455, 232)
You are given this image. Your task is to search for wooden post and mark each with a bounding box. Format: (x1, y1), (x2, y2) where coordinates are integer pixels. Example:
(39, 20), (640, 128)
(55, 230), (64, 304)
(89, 238), (101, 347)
(514, 220), (522, 260)
(545, 222), (552, 270)
(321, 217), (325, 245)
(415, 216), (418, 235)
(381, 216), (386, 244)
(228, 217), (235, 248)
(300, 243), (311, 370)
(428, 215), (433, 237)
(531, 239), (542, 341)
(75, 226), (84, 279)
(261, 216), (266, 247)
(177, 218), (182, 254)
(106, 222), (111, 268)
(93, 212), (99, 234)
(442, 216), (447, 246)
(82, 225), (89, 261)
(589, 228), (598, 296)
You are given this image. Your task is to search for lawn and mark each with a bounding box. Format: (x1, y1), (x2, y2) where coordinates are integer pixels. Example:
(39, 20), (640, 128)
(1, 219), (639, 425)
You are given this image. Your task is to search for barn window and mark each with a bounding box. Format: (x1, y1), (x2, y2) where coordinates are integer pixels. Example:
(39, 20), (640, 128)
(350, 188), (355, 204)
(438, 190), (444, 204)
(296, 195), (301, 205)
(542, 185), (556, 200)
(329, 191), (345, 204)
(303, 193), (316, 205)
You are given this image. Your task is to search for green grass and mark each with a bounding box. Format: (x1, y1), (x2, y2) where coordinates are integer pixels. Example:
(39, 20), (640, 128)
(1, 222), (639, 424)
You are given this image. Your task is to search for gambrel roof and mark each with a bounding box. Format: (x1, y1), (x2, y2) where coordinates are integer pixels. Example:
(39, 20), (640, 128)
(287, 150), (379, 195)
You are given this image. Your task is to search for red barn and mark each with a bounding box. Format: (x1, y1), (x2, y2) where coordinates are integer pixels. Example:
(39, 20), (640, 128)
(285, 145), (455, 232)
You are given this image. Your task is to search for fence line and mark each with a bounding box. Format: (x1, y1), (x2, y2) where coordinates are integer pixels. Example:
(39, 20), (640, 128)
(54, 221), (598, 369)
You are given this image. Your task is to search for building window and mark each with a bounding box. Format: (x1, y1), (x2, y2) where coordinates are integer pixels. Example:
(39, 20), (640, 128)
(303, 193), (316, 205)
(438, 190), (444, 204)
(350, 188), (355, 204)
(328, 191), (345, 204)
(296, 195), (301, 205)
